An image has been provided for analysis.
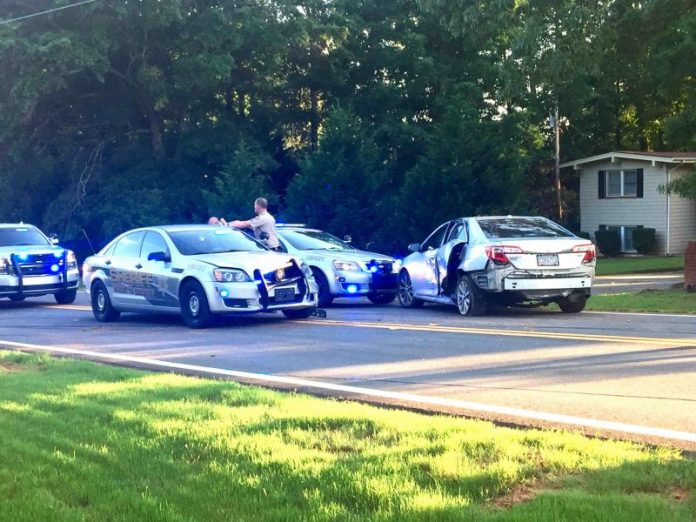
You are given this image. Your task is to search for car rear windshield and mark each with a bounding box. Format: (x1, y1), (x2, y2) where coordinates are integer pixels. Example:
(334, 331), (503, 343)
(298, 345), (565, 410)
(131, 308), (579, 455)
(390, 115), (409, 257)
(280, 230), (355, 251)
(476, 218), (575, 239)
(167, 228), (267, 255)
(0, 227), (50, 247)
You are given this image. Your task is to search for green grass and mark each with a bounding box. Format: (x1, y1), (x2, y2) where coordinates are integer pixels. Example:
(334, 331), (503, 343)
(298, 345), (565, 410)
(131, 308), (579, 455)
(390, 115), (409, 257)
(595, 256), (684, 276)
(1, 351), (695, 522)
(587, 289), (696, 314)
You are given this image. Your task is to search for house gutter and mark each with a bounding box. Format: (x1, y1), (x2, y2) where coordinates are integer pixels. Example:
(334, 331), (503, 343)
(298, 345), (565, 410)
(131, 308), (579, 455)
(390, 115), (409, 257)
(665, 164), (682, 256)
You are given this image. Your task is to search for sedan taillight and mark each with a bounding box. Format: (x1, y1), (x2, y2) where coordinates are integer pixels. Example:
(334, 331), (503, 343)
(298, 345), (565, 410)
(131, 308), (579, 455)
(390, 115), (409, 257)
(485, 245), (523, 264)
(572, 243), (596, 263)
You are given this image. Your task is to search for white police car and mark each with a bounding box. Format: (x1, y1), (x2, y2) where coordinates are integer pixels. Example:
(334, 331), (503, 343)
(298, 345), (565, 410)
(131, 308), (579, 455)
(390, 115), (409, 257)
(0, 224), (80, 304)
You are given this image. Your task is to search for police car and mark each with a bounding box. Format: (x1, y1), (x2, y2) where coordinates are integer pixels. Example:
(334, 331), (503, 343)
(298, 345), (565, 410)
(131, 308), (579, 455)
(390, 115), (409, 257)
(82, 225), (319, 328)
(274, 225), (399, 307)
(0, 223), (80, 304)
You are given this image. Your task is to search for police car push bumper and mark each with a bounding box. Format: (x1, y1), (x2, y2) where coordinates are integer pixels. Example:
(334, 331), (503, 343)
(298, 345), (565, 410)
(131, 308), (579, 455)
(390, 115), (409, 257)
(0, 250), (80, 297)
(204, 276), (318, 313)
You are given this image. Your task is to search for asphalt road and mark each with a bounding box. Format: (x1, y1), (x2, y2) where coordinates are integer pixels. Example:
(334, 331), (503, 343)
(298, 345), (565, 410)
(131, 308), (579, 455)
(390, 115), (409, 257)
(1, 280), (694, 450)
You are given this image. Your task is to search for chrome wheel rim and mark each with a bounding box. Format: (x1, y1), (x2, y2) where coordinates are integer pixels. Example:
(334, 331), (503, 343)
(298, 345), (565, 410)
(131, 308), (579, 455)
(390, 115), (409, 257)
(188, 294), (200, 316)
(456, 279), (471, 315)
(399, 273), (413, 305)
(96, 291), (106, 312)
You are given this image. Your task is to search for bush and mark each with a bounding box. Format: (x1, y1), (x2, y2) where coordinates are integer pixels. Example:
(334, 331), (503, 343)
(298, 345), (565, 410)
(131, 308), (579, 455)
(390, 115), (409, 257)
(632, 227), (657, 255)
(594, 229), (621, 257)
(576, 231), (592, 240)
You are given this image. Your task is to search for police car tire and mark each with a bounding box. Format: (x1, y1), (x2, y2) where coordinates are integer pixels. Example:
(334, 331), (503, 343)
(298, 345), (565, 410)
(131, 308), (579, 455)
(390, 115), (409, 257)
(9, 295), (25, 302)
(180, 280), (213, 329)
(311, 268), (333, 307)
(282, 307), (314, 320)
(367, 293), (397, 305)
(55, 289), (77, 305)
(91, 281), (120, 322)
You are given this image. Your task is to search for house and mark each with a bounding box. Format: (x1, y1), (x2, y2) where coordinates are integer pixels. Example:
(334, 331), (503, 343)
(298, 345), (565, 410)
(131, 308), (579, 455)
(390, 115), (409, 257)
(560, 151), (696, 255)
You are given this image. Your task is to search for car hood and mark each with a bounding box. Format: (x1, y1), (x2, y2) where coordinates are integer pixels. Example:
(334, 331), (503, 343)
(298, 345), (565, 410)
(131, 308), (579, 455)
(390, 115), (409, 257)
(298, 249), (394, 263)
(191, 251), (302, 273)
(0, 245), (67, 257)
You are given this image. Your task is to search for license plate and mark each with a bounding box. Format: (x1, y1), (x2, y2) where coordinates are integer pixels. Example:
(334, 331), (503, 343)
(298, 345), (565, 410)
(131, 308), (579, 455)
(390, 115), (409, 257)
(537, 254), (559, 266)
(274, 287), (295, 302)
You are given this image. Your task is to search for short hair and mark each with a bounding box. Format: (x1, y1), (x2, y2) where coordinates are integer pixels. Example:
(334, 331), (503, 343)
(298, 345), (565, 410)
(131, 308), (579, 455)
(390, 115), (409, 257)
(255, 198), (268, 209)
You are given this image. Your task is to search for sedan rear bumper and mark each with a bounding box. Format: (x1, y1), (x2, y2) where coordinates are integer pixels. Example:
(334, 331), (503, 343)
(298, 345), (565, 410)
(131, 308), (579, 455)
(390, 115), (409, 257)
(503, 276), (592, 291)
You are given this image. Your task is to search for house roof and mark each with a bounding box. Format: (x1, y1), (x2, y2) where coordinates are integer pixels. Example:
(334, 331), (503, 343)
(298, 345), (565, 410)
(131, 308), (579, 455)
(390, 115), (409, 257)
(560, 151), (696, 169)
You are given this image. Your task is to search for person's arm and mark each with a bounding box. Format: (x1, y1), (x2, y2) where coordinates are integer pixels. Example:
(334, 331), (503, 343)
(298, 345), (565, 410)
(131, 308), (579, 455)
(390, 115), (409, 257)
(229, 219), (252, 229)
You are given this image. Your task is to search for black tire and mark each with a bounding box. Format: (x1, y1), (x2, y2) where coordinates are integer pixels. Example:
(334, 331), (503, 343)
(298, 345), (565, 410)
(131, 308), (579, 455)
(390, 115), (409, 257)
(556, 294), (587, 313)
(9, 295), (25, 302)
(180, 280), (213, 328)
(282, 307), (315, 320)
(398, 270), (423, 308)
(455, 274), (487, 316)
(367, 293), (397, 305)
(311, 268), (333, 307)
(91, 281), (120, 322)
(54, 288), (77, 305)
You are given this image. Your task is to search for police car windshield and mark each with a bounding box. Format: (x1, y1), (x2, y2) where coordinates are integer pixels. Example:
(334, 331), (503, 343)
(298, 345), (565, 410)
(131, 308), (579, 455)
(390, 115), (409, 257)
(476, 218), (574, 239)
(0, 227), (50, 247)
(280, 230), (355, 251)
(167, 228), (267, 255)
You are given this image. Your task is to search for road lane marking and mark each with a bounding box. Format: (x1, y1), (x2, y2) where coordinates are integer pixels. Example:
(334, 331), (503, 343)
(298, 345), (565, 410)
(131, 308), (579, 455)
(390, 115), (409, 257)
(305, 320), (696, 347)
(1, 338), (695, 445)
(39, 304), (696, 346)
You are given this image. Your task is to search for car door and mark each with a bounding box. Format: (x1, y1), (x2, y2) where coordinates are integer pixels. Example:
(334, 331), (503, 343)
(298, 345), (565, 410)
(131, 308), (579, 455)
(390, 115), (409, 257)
(135, 231), (180, 310)
(109, 231), (145, 309)
(411, 223), (450, 297)
(436, 219), (468, 293)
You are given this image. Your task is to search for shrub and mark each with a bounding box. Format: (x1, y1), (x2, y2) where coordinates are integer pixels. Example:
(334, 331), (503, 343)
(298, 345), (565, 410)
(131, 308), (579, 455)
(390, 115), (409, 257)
(576, 231), (592, 240)
(632, 227), (657, 255)
(594, 229), (621, 257)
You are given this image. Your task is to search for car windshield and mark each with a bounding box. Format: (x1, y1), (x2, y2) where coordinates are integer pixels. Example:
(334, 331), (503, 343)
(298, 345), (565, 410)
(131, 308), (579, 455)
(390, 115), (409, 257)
(280, 230), (356, 251)
(476, 218), (575, 239)
(167, 228), (267, 255)
(0, 227), (50, 247)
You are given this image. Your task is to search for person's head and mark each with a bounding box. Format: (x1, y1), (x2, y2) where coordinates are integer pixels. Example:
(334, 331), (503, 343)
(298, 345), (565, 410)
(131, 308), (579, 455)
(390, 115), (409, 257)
(208, 216), (220, 225)
(254, 197), (268, 215)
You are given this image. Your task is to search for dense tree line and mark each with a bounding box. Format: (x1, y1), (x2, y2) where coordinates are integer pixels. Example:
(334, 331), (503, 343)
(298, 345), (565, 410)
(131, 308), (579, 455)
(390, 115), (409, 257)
(1, 0), (695, 256)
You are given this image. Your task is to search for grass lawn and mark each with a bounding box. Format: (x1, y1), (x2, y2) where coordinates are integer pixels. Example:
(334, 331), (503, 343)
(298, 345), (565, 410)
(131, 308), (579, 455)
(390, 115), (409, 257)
(586, 289), (696, 314)
(595, 256), (684, 276)
(1, 351), (694, 522)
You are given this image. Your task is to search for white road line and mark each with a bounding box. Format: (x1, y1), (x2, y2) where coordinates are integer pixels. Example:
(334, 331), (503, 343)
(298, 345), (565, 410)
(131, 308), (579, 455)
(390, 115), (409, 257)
(2, 339), (695, 445)
(585, 310), (696, 318)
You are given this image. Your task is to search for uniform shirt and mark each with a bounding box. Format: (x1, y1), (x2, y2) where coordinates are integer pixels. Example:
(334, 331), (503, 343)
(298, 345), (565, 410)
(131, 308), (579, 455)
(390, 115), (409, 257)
(249, 211), (280, 248)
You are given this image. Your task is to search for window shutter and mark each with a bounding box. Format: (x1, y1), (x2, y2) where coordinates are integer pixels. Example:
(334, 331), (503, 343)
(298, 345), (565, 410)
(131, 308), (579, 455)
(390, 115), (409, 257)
(636, 168), (644, 198)
(598, 170), (606, 199)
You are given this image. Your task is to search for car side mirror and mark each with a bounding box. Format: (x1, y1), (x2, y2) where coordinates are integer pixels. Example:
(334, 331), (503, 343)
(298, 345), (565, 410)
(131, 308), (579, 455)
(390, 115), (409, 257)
(343, 235), (352, 243)
(147, 251), (171, 263)
(408, 243), (421, 253)
(49, 233), (59, 245)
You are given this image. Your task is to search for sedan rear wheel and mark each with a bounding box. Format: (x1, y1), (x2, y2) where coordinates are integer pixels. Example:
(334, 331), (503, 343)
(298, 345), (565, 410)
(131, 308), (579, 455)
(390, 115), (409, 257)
(180, 280), (213, 328)
(455, 275), (487, 316)
(398, 270), (423, 308)
(556, 294), (587, 313)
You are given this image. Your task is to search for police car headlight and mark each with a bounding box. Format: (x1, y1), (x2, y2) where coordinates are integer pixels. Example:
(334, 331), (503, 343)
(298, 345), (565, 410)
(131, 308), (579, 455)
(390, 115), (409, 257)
(333, 260), (361, 272)
(213, 268), (251, 283)
(299, 262), (313, 277)
(67, 251), (78, 270)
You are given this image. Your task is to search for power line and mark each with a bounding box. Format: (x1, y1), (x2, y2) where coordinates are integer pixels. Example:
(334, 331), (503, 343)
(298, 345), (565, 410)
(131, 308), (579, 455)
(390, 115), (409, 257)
(0, 0), (99, 26)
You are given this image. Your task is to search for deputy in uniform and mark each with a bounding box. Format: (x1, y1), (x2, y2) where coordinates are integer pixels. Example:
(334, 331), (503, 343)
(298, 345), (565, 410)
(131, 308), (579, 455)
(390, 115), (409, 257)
(226, 197), (282, 251)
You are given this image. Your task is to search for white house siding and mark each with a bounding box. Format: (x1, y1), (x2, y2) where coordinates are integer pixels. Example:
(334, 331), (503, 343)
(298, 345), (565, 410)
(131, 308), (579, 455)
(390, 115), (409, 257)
(668, 166), (696, 253)
(579, 159), (668, 253)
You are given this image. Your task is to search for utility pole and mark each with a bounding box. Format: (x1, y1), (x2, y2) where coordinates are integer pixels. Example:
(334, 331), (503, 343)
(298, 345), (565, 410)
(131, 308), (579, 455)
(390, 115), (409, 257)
(551, 103), (564, 221)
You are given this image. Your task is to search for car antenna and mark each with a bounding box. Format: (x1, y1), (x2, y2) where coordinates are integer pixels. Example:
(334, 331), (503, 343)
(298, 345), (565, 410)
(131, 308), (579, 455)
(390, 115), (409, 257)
(82, 228), (96, 255)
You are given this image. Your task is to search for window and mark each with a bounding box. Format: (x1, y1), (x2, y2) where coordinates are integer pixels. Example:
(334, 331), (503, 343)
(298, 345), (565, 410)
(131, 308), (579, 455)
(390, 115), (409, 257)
(600, 169), (642, 198)
(140, 232), (170, 260)
(112, 231), (145, 258)
(477, 217), (574, 239)
(600, 225), (640, 252)
(0, 226), (50, 247)
(446, 221), (467, 243)
(421, 224), (449, 251)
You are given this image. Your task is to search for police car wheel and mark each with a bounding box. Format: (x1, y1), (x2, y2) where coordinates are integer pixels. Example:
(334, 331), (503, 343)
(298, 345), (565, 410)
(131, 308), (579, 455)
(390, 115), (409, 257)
(54, 289), (77, 305)
(282, 307), (314, 320)
(311, 268), (333, 307)
(9, 295), (25, 302)
(398, 270), (423, 308)
(91, 281), (120, 322)
(180, 280), (212, 329)
(367, 293), (396, 305)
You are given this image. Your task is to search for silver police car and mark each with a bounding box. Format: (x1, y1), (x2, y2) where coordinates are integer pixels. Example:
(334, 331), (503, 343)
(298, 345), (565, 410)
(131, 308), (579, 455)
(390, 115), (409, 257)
(0, 223), (79, 304)
(398, 216), (596, 315)
(82, 225), (318, 328)
(275, 225), (399, 306)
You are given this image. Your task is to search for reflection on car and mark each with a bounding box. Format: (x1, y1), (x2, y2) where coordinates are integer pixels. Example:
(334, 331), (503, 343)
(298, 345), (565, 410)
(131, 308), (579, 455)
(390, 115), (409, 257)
(275, 225), (399, 307)
(82, 225), (318, 328)
(398, 216), (596, 315)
